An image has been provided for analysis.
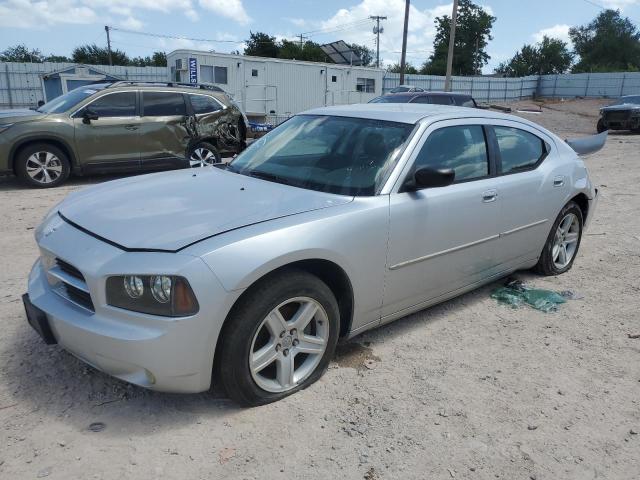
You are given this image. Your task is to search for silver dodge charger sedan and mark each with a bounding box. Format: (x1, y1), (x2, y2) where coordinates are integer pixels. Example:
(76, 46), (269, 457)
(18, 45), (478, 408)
(24, 104), (600, 406)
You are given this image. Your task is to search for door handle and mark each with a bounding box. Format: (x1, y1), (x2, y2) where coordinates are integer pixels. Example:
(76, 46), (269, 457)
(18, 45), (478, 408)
(482, 189), (498, 203)
(124, 125), (139, 131)
(553, 175), (565, 187)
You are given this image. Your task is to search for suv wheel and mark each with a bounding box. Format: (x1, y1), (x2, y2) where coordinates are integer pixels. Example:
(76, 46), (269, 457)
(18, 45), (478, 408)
(596, 119), (607, 133)
(189, 142), (221, 167)
(219, 269), (340, 406)
(15, 143), (70, 188)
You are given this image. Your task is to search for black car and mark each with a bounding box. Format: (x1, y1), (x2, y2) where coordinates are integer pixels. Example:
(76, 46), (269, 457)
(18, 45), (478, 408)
(597, 95), (640, 133)
(369, 91), (478, 108)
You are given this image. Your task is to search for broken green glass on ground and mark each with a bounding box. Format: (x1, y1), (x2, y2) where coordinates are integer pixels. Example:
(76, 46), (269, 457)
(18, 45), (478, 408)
(491, 280), (568, 313)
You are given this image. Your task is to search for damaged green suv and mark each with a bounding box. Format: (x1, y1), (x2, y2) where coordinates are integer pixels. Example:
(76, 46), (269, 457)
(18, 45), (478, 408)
(0, 81), (248, 187)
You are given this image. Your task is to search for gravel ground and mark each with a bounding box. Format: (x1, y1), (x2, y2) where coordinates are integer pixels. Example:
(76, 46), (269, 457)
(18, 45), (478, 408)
(1, 99), (639, 480)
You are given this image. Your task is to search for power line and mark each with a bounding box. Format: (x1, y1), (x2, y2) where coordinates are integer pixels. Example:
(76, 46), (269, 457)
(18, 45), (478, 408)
(580, 0), (607, 9)
(300, 18), (371, 36)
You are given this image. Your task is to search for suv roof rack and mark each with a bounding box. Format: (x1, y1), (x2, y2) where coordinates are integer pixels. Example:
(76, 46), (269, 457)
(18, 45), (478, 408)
(107, 81), (225, 92)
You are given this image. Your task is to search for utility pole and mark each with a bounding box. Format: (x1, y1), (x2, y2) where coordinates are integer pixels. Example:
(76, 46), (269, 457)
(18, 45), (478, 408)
(105, 25), (113, 66)
(444, 0), (459, 92)
(370, 15), (387, 68)
(298, 33), (308, 49)
(399, 0), (410, 85)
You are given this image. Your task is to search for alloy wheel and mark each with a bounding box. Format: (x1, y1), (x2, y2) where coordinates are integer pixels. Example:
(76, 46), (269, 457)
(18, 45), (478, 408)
(25, 151), (63, 184)
(249, 297), (329, 393)
(189, 148), (219, 167)
(552, 213), (580, 269)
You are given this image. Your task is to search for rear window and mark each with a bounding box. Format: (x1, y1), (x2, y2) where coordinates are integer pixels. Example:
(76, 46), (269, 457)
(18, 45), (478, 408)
(189, 94), (222, 114)
(143, 92), (186, 116)
(494, 127), (546, 174)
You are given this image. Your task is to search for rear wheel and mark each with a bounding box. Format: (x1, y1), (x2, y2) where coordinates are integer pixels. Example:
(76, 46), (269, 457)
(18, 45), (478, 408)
(15, 143), (70, 188)
(189, 142), (221, 167)
(218, 269), (339, 406)
(534, 201), (583, 276)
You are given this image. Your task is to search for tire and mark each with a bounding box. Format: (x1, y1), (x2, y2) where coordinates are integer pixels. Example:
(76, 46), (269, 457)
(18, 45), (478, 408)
(219, 269), (340, 406)
(15, 143), (71, 188)
(534, 201), (584, 276)
(596, 118), (607, 134)
(188, 142), (221, 167)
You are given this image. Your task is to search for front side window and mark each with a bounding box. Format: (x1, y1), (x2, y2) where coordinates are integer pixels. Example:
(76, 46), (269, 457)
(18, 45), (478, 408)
(143, 92), (186, 116)
(410, 95), (430, 104)
(414, 125), (489, 182)
(189, 94), (222, 114)
(494, 126), (546, 174)
(356, 78), (375, 93)
(429, 95), (453, 105)
(229, 115), (415, 196)
(86, 92), (136, 117)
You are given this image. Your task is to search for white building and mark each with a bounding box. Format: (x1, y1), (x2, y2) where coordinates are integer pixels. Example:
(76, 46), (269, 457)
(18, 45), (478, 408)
(166, 50), (384, 122)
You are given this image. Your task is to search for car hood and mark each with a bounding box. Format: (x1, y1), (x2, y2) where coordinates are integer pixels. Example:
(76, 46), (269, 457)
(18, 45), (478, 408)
(0, 109), (46, 123)
(57, 168), (353, 252)
(601, 104), (640, 112)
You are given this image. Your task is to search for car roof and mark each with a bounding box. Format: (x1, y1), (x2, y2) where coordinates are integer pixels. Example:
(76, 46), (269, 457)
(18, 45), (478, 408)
(302, 103), (511, 124)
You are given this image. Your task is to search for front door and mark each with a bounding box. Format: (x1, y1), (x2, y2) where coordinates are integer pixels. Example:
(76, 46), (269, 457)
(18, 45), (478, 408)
(383, 121), (501, 319)
(73, 91), (141, 171)
(138, 91), (192, 170)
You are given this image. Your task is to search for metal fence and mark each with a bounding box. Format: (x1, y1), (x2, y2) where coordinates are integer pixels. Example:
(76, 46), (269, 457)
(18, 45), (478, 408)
(0, 62), (168, 109)
(383, 73), (540, 102)
(537, 72), (640, 98)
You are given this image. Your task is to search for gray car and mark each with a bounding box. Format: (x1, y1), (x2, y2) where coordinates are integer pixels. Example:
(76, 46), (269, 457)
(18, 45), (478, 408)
(24, 104), (600, 406)
(597, 95), (640, 133)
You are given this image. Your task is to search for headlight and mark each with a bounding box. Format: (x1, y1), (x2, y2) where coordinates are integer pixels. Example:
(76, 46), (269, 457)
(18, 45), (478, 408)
(0, 123), (13, 133)
(106, 275), (199, 317)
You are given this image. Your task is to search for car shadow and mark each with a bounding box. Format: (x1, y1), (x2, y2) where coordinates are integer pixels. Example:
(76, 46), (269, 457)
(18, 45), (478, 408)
(0, 172), (138, 192)
(3, 272), (531, 434)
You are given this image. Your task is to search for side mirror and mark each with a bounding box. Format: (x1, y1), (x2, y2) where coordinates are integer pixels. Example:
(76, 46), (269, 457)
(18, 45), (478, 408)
(82, 109), (99, 124)
(404, 167), (455, 191)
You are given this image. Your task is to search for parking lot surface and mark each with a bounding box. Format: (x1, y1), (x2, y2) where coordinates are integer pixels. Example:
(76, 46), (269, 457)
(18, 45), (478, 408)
(1, 99), (638, 479)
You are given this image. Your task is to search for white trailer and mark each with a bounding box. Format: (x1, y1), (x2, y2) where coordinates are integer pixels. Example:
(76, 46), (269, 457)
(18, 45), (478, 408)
(166, 50), (384, 122)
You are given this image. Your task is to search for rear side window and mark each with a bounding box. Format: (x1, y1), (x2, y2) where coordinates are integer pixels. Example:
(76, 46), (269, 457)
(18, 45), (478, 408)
(143, 92), (186, 116)
(414, 125), (488, 182)
(189, 94), (222, 114)
(429, 95), (453, 105)
(494, 126), (546, 174)
(87, 92), (136, 117)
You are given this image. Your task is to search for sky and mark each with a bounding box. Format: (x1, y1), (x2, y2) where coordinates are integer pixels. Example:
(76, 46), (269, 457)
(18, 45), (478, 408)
(0, 0), (639, 73)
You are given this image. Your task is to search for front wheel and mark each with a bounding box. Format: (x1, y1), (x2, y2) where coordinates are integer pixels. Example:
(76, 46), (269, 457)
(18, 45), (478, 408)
(218, 269), (340, 406)
(15, 143), (70, 188)
(596, 118), (607, 134)
(534, 201), (584, 276)
(189, 142), (221, 167)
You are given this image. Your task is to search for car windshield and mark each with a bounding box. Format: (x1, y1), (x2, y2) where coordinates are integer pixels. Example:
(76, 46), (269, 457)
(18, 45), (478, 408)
(228, 115), (415, 196)
(369, 95), (412, 103)
(36, 84), (109, 113)
(611, 96), (640, 106)
(390, 86), (411, 93)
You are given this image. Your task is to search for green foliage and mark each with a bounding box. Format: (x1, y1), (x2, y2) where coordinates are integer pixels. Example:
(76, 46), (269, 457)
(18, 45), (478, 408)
(495, 36), (573, 76)
(422, 0), (495, 75)
(570, 9), (640, 72)
(72, 44), (129, 66)
(387, 62), (419, 74)
(277, 39), (327, 62)
(348, 44), (374, 67)
(0, 44), (44, 62)
(43, 55), (72, 63)
(244, 31), (279, 58)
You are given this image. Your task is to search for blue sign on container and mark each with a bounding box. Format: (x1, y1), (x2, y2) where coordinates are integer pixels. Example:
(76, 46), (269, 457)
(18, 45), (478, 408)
(188, 58), (198, 84)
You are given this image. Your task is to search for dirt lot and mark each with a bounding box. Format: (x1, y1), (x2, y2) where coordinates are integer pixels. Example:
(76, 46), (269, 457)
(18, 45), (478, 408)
(1, 99), (639, 479)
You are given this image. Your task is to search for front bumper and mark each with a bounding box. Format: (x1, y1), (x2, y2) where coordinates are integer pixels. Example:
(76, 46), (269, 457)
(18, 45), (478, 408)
(601, 114), (640, 131)
(26, 216), (242, 393)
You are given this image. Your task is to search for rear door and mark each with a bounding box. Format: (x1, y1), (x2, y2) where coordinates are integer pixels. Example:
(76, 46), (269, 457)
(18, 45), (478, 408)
(138, 91), (192, 170)
(489, 122), (564, 268)
(72, 91), (141, 171)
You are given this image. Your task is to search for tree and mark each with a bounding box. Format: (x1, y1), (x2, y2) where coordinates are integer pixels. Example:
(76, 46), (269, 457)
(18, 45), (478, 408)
(277, 39), (327, 62)
(72, 44), (130, 66)
(43, 54), (72, 63)
(348, 43), (374, 67)
(421, 0), (495, 75)
(130, 51), (167, 67)
(244, 31), (279, 58)
(570, 9), (640, 72)
(0, 44), (43, 62)
(387, 62), (419, 74)
(495, 36), (573, 76)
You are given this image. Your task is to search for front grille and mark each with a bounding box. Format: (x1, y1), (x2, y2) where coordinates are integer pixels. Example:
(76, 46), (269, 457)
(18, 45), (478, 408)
(62, 283), (95, 311)
(52, 257), (95, 312)
(56, 258), (84, 281)
(604, 111), (630, 122)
